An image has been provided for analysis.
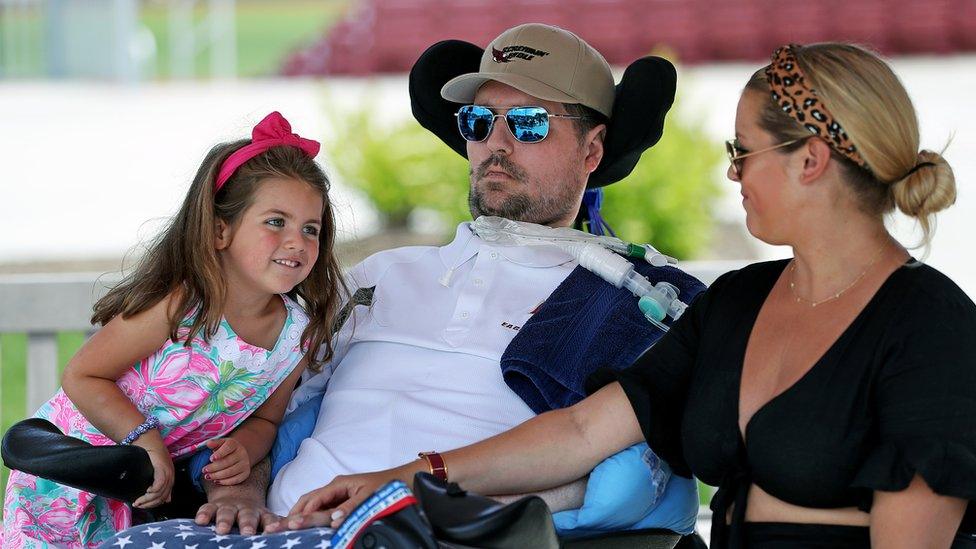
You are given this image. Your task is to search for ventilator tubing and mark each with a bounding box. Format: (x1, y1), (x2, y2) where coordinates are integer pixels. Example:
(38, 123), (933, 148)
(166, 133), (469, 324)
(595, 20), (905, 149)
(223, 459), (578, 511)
(470, 217), (687, 332)
(564, 242), (685, 332)
(472, 216), (676, 267)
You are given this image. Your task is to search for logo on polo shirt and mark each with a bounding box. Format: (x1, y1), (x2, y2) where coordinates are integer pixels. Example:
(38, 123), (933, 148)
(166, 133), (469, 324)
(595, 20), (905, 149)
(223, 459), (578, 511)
(501, 300), (543, 331)
(491, 45), (550, 63)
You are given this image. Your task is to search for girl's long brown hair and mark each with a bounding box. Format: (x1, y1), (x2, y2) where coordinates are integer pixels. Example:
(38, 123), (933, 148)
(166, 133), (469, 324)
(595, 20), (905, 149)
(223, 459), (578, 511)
(92, 141), (346, 371)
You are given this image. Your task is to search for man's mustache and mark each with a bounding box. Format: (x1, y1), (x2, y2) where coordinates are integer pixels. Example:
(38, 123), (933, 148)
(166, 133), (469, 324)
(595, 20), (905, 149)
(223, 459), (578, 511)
(473, 154), (527, 182)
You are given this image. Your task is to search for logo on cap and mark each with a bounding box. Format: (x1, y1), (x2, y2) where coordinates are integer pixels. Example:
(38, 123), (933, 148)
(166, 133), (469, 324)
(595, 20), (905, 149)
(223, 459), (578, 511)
(491, 45), (550, 63)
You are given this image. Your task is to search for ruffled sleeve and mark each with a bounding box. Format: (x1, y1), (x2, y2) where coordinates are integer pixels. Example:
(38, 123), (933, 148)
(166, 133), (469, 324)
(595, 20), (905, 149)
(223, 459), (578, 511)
(853, 441), (976, 503)
(587, 270), (732, 479)
(851, 267), (976, 506)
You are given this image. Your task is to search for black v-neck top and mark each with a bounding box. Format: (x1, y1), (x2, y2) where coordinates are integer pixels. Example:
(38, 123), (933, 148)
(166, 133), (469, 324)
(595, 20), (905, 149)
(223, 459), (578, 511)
(589, 259), (976, 548)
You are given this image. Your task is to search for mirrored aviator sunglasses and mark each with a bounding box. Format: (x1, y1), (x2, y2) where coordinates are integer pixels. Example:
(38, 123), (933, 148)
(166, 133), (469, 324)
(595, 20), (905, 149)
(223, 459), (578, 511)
(455, 105), (582, 144)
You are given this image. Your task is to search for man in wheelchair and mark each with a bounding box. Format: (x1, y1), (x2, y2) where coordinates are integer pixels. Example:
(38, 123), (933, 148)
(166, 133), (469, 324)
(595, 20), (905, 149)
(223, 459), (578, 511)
(9, 23), (706, 548)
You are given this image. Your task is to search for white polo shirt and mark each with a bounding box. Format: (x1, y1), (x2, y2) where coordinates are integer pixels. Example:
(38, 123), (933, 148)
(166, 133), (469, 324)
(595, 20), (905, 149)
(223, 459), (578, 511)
(267, 223), (578, 514)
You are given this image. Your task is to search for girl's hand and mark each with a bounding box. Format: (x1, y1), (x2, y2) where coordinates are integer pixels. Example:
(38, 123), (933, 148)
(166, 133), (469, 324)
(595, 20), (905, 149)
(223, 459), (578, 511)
(203, 438), (251, 485)
(134, 445), (175, 509)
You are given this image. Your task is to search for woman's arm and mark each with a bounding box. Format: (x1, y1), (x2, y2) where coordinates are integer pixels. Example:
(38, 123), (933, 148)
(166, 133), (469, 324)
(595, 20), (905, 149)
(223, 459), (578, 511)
(273, 382), (643, 531)
(865, 280), (976, 548)
(871, 474), (966, 549)
(442, 382), (641, 494)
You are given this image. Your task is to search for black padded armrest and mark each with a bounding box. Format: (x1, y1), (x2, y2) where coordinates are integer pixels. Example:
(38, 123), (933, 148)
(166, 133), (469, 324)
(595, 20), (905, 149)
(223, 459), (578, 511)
(1, 418), (153, 503)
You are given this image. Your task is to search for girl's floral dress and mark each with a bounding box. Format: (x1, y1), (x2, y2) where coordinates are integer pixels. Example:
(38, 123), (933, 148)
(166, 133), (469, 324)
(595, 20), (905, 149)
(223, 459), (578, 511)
(2, 295), (309, 549)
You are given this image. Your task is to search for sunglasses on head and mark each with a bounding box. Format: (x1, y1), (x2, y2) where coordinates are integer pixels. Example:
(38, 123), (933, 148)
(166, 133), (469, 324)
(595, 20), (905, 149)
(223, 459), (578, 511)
(455, 105), (587, 144)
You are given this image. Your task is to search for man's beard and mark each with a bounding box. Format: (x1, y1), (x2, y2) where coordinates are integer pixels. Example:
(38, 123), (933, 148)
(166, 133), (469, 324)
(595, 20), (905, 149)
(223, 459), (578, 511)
(467, 153), (580, 226)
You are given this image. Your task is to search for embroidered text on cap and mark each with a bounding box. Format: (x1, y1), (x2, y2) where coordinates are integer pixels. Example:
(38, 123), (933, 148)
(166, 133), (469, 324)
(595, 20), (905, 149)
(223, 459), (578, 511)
(491, 45), (550, 63)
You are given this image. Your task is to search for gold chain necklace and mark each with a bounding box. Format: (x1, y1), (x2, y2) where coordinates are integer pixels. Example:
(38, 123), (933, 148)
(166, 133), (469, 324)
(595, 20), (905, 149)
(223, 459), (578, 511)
(788, 244), (887, 308)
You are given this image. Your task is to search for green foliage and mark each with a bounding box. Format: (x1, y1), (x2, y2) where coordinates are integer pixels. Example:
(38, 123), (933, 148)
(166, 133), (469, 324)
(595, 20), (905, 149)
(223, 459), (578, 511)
(327, 99), (722, 258)
(601, 108), (723, 259)
(1, 333), (28, 506)
(325, 103), (471, 229)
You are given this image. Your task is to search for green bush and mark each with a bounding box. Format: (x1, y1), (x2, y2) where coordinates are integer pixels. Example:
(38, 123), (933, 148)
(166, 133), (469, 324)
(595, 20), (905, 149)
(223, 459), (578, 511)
(326, 99), (722, 258)
(601, 108), (723, 259)
(325, 104), (471, 229)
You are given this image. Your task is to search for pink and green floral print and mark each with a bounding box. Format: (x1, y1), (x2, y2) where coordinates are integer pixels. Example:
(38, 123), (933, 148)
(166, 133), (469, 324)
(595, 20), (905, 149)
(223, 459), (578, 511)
(3, 294), (309, 548)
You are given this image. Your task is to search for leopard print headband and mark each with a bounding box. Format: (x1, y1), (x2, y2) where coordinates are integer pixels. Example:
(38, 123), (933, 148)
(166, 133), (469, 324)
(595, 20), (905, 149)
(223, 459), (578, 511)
(765, 45), (868, 170)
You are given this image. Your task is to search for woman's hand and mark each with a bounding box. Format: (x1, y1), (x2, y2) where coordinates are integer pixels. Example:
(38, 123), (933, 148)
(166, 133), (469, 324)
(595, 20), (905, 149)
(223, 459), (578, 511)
(133, 441), (175, 509)
(266, 469), (407, 532)
(203, 438), (251, 485)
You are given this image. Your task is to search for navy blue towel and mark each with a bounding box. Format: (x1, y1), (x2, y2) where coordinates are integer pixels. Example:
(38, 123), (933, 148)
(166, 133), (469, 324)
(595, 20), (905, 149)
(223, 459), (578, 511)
(501, 261), (705, 414)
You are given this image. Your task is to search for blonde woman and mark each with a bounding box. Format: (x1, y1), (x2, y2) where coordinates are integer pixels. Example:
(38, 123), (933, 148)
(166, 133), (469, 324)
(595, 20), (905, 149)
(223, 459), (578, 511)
(274, 44), (976, 548)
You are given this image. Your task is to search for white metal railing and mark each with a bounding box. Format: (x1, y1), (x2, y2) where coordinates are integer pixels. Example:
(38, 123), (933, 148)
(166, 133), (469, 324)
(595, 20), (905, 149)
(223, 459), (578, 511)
(0, 272), (117, 413)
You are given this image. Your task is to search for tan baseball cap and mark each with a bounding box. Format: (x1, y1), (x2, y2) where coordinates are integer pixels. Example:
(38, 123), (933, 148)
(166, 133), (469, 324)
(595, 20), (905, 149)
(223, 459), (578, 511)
(440, 23), (615, 117)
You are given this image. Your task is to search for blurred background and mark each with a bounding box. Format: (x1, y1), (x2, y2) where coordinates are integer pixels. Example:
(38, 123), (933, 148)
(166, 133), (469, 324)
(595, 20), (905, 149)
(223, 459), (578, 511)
(1, 0), (975, 524)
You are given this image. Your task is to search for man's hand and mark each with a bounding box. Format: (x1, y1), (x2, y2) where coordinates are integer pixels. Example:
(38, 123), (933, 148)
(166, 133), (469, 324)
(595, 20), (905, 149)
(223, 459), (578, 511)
(195, 495), (282, 536)
(266, 470), (401, 532)
(203, 438), (251, 485)
(196, 457), (275, 535)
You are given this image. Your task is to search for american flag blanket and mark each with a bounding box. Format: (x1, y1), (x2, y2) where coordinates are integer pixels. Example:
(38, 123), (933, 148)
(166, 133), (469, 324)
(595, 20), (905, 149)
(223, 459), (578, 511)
(97, 481), (418, 549)
(97, 519), (336, 549)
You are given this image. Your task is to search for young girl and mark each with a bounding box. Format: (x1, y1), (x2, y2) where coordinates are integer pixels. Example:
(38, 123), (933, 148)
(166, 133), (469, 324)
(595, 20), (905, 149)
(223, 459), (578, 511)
(2, 111), (345, 549)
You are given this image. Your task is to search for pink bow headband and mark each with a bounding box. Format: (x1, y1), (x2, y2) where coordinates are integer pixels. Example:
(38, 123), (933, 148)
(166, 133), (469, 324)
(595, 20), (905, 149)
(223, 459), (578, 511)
(214, 111), (321, 192)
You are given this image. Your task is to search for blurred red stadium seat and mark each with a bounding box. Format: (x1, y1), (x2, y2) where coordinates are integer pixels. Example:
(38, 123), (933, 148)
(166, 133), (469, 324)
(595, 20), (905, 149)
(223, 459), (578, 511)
(281, 0), (975, 76)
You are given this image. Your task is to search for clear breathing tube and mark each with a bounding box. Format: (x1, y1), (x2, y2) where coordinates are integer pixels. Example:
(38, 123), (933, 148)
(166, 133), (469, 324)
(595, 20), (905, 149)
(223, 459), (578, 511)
(471, 216), (688, 332)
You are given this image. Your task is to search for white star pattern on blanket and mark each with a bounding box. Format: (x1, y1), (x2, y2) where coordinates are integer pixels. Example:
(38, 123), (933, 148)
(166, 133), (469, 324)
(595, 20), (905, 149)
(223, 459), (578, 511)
(97, 519), (334, 549)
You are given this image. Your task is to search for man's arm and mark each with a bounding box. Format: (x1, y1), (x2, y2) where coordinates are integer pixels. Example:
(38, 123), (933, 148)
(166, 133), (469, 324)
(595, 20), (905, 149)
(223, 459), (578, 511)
(195, 458), (282, 535)
(491, 477), (588, 512)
